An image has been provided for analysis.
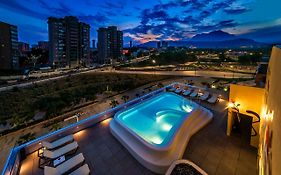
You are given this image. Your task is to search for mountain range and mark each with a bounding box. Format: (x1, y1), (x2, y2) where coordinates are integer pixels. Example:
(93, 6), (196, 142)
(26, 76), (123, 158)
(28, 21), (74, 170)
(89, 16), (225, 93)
(138, 30), (270, 48)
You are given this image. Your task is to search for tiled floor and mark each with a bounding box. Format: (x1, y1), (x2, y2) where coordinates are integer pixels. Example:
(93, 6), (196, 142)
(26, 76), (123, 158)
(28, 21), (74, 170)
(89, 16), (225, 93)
(19, 99), (257, 175)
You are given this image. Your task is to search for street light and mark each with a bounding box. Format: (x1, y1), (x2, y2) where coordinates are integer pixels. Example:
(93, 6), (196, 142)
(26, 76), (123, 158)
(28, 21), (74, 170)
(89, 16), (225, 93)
(152, 60), (156, 76)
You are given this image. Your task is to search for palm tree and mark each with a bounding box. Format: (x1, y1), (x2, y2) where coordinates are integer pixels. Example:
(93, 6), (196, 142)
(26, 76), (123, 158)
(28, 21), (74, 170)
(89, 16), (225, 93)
(121, 95), (129, 103)
(110, 99), (119, 108)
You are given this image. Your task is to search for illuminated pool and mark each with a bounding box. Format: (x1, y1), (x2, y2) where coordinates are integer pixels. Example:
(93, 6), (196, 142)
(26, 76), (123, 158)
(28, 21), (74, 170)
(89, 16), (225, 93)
(110, 91), (213, 173)
(116, 92), (194, 146)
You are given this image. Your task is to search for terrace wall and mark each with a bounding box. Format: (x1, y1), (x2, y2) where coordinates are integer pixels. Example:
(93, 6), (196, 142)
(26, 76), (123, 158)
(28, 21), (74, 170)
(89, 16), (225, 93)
(228, 84), (265, 147)
(261, 46), (281, 175)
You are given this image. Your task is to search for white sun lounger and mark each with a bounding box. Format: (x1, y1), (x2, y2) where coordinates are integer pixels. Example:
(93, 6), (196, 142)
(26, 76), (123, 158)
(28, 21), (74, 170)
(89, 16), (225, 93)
(69, 164), (91, 175)
(183, 89), (192, 96)
(190, 90), (198, 98)
(169, 87), (176, 91)
(207, 94), (218, 104)
(44, 153), (85, 175)
(175, 88), (182, 93)
(42, 135), (74, 150)
(199, 92), (210, 101)
(43, 141), (78, 159)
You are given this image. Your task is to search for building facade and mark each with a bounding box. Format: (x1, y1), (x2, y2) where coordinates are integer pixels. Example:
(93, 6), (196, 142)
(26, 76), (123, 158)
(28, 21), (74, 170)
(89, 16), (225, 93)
(78, 22), (90, 66)
(92, 39), (96, 49)
(157, 41), (161, 49)
(37, 41), (49, 51)
(18, 42), (30, 55)
(0, 22), (19, 70)
(161, 41), (168, 48)
(48, 16), (90, 68)
(97, 26), (123, 64)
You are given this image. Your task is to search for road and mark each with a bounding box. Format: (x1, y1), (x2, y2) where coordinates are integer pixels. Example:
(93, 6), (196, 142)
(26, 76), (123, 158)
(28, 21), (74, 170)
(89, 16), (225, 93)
(0, 68), (253, 92)
(0, 68), (96, 92)
(104, 69), (254, 79)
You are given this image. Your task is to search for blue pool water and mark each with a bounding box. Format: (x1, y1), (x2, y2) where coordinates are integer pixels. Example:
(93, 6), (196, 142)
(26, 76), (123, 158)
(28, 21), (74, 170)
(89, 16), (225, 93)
(116, 92), (194, 146)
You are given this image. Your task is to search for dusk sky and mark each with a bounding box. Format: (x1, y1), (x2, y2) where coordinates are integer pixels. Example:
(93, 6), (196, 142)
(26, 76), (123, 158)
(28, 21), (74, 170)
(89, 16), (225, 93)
(0, 0), (280, 45)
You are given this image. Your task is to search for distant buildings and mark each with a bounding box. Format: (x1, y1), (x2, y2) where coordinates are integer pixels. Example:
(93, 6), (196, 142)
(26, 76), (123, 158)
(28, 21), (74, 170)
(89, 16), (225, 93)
(18, 42), (30, 55)
(97, 26), (123, 64)
(0, 21), (19, 70)
(37, 41), (49, 51)
(130, 40), (133, 48)
(156, 41), (168, 49)
(48, 16), (90, 68)
(92, 39), (96, 49)
(161, 41), (168, 48)
(157, 41), (161, 49)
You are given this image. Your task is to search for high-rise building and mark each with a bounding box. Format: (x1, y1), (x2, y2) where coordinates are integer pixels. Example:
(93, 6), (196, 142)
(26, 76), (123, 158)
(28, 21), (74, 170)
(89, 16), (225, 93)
(78, 22), (90, 66)
(18, 42), (30, 54)
(130, 40), (132, 48)
(92, 39), (96, 49)
(157, 41), (161, 49)
(161, 41), (168, 48)
(38, 41), (49, 51)
(0, 22), (19, 70)
(48, 16), (90, 68)
(97, 26), (123, 64)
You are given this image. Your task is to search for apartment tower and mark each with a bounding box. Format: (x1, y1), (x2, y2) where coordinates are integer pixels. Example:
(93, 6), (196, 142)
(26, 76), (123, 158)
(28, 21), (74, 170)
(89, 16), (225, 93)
(48, 16), (90, 68)
(0, 22), (19, 70)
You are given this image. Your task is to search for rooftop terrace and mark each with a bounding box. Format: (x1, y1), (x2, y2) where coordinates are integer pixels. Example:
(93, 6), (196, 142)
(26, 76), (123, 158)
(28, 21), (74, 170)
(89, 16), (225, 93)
(18, 95), (257, 175)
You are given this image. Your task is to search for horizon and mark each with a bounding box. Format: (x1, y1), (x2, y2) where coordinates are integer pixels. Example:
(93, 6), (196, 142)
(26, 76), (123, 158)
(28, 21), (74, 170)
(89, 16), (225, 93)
(0, 0), (281, 46)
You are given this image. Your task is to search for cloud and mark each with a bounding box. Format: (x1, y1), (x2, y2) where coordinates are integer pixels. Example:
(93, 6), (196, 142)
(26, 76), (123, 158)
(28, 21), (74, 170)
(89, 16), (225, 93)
(224, 6), (250, 14)
(124, 30), (163, 43)
(0, 0), (47, 19)
(78, 13), (110, 27)
(123, 0), (250, 44)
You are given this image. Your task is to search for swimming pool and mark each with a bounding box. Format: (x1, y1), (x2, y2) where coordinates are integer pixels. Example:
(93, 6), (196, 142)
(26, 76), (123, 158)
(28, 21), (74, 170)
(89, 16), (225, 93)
(110, 91), (213, 173)
(116, 92), (194, 146)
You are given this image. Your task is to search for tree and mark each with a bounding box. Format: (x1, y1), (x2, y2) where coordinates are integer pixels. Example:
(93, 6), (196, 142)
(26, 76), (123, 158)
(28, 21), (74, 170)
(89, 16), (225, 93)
(135, 93), (140, 98)
(50, 123), (62, 131)
(121, 95), (129, 103)
(17, 132), (36, 145)
(28, 54), (41, 69)
(158, 82), (164, 88)
(110, 99), (119, 108)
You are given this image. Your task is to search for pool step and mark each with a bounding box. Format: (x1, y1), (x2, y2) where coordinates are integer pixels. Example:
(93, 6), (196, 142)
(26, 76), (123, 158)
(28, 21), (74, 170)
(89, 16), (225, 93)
(176, 107), (213, 159)
(189, 107), (213, 135)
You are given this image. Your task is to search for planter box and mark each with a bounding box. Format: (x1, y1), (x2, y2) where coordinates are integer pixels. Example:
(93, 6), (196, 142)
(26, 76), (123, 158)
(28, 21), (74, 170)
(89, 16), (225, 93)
(165, 159), (208, 175)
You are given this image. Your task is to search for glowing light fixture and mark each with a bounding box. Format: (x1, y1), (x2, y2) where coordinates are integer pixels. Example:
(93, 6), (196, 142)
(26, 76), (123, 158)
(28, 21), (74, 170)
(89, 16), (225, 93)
(161, 123), (172, 131)
(182, 105), (193, 112)
(223, 87), (228, 92)
(228, 100), (240, 111)
(150, 136), (162, 144)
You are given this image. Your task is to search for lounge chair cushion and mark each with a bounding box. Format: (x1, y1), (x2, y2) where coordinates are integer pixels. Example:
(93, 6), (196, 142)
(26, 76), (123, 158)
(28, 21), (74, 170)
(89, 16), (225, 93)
(42, 135), (74, 149)
(69, 164), (90, 175)
(190, 91), (198, 97)
(44, 153), (85, 175)
(199, 92), (210, 100)
(43, 141), (78, 159)
(183, 90), (191, 96)
(207, 94), (218, 103)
